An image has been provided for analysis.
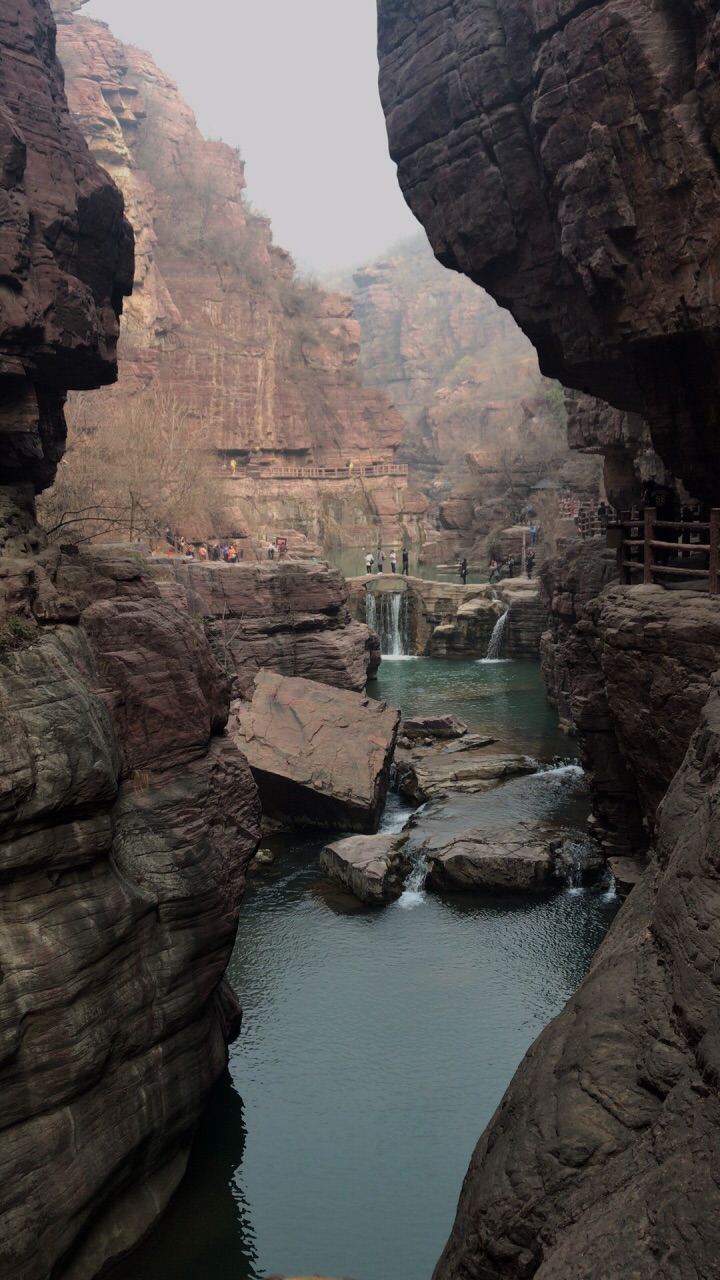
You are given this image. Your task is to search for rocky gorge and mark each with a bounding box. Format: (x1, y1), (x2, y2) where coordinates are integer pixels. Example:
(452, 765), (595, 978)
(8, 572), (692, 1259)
(379, 1), (720, 1276)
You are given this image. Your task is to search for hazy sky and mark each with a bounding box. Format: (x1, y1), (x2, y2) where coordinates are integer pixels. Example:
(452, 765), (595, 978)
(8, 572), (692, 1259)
(83, 0), (421, 274)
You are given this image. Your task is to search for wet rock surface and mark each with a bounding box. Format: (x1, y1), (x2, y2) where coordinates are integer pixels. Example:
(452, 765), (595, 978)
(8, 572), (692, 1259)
(320, 833), (411, 904)
(395, 747), (534, 803)
(424, 822), (560, 894)
(234, 670), (400, 832)
(400, 713), (468, 740)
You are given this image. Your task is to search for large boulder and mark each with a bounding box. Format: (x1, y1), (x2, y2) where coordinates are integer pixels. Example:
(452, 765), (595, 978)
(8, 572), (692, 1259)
(425, 823), (560, 893)
(234, 671), (400, 831)
(320, 833), (411, 904)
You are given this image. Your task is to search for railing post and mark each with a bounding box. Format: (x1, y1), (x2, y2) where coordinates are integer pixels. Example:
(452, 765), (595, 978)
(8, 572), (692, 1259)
(643, 506), (656, 584)
(710, 509), (720, 596)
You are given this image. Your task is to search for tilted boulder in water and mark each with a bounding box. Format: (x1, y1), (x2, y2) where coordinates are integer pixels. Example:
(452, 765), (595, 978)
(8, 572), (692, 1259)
(320, 833), (412, 904)
(234, 670), (400, 832)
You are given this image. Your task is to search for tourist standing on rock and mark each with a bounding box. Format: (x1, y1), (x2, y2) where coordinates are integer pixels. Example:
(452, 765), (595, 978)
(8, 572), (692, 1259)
(365, 551), (374, 573)
(230, 458), (237, 475)
(489, 558), (500, 583)
(507, 556), (515, 578)
(390, 550), (397, 573)
(526, 549), (536, 578)
(267, 541), (275, 560)
(377, 548), (385, 573)
(402, 547), (409, 575)
(530, 522), (539, 545)
(460, 557), (468, 584)
(198, 545), (208, 561)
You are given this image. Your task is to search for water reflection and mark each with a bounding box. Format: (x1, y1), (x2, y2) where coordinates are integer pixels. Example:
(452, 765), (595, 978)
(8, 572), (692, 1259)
(107, 1076), (259, 1280)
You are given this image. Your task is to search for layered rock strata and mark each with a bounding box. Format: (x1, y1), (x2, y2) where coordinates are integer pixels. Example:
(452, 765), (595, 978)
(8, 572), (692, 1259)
(52, 1), (425, 549)
(378, 0), (720, 506)
(542, 545), (720, 853)
(432, 687), (720, 1279)
(234, 670), (400, 832)
(378, 3), (720, 1273)
(0, 539), (261, 1280)
(148, 559), (379, 697)
(0, 0), (132, 493)
(0, 6), (263, 1275)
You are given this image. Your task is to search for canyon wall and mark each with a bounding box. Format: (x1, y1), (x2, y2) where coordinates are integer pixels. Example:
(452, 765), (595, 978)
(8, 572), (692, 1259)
(49, 0), (426, 549)
(378, 0), (720, 508)
(0, 5), (263, 1276)
(378, 3), (720, 1276)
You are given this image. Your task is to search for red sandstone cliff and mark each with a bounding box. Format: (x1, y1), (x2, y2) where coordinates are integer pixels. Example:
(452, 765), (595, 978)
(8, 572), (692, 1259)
(378, 0), (720, 508)
(51, 1), (426, 549)
(0, 5), (259, 1276)
(344, 235), (539, 486)
(378, 3), (720, 1277)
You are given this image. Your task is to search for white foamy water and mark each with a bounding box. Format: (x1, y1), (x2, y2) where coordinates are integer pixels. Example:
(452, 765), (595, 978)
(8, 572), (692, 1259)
(396, 855), (429, 910)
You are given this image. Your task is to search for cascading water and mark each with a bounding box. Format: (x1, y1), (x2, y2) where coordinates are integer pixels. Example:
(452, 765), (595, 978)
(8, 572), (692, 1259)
(366, 590), (409, 656)
(483, 610), (509, 661)
(396, 852), (429, 909)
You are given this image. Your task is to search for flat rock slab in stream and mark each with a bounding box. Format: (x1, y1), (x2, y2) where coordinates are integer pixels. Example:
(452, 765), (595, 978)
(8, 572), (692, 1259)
(424, 822), (561, 893)
(234, 671), (400, 831)
(400, 714), (468, 740)
(320, 833), (411, 904)
(395, 750), (536, 802)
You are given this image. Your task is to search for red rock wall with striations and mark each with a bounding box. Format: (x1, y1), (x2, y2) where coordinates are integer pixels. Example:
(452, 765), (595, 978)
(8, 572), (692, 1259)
(51, 3), (425, 548)
(379, 0), (720, 506)
(0, 0), (132, 491)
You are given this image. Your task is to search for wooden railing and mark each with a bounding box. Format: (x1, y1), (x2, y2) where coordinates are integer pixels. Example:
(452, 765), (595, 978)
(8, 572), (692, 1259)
(577, 505), (615, 539)
(615, 507), (720, 594)
(223, 463), (409, 480)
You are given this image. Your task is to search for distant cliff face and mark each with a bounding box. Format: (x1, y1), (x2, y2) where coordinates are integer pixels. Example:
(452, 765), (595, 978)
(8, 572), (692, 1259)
(347, 236), (539, 484)
(52, 1), (425, 548)
(378, 0), (720, 505)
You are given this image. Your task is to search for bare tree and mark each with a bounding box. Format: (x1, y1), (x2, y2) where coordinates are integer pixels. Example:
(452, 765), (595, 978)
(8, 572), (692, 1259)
(39, 388), (223, 546)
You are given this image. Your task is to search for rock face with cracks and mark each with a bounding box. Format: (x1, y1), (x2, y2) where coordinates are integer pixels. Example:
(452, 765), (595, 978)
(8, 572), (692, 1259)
(234, 670), (400, 832)
(378, 2), (720, 1275)
(432, 684), (720, 1280)
(378, 0), (720, 506)
(0, 5), (262, 1276)
(320, 833), (411, 904)
(0, 0), (132, 493)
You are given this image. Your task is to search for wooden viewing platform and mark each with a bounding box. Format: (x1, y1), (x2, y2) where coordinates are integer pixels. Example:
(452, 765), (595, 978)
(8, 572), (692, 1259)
(613, 507), (720, 594)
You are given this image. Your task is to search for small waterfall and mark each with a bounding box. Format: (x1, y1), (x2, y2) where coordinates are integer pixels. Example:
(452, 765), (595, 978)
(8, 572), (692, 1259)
(484, 610), (509, 660)
(365, 591), (377, 634)
(397, 852), (429, 909)
(366, 590), (409, 656)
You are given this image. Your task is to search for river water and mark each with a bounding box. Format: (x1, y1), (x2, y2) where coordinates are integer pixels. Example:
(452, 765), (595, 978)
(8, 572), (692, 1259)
(109, 659), (618, 1280)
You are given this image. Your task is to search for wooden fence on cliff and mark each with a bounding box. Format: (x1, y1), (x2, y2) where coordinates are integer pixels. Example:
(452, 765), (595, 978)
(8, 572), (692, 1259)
(613, 507), (720, 594)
